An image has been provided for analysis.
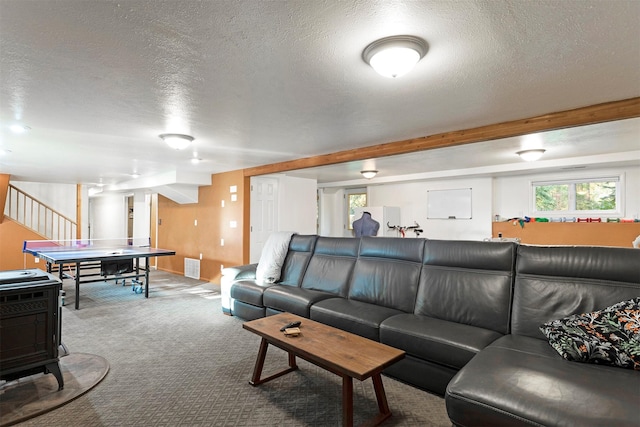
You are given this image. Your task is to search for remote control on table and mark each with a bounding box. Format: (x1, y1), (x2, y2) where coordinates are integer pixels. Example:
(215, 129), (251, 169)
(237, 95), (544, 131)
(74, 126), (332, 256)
(280, 321), (301, 332)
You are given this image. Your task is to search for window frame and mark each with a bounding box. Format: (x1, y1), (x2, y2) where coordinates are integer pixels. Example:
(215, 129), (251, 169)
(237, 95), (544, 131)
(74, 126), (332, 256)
(530, 174), (624, 217)
(345, 188), (367, 230)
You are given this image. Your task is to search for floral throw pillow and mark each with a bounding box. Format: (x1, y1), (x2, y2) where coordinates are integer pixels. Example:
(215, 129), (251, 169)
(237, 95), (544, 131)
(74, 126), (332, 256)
(539, 297), (640, 370)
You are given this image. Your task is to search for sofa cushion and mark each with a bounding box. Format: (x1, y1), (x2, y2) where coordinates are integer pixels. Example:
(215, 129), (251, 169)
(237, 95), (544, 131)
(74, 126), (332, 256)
(310, 298), (403, 341)
(380, 314), (503, 370)
(299, 237), (360, 296)
(540, 297), (640, 370)
(347, 237), (424, 312)
(278, 235), (318, 286)
(445, 334), (640, 427)
(512, 245), (640, 339)
(230, 280), (275, 307)
(263, 285), (337, 318)
(416, 240), (516, 335)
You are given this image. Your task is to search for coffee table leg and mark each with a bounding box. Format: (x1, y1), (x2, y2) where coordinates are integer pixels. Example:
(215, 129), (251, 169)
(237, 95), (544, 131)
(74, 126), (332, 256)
(372, 373), (391, 420)
(250, 338), (269, 385)
(249, 338), (299, 386)
(342, 376), (354, 427)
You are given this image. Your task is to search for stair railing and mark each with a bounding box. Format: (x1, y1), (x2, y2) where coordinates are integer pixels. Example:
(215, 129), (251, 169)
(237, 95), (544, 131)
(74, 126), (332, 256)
(4, 184), (77, 242)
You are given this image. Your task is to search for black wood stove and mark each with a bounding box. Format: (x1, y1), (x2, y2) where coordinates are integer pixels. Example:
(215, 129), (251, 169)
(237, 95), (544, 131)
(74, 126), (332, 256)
(0, 269), (64, 390)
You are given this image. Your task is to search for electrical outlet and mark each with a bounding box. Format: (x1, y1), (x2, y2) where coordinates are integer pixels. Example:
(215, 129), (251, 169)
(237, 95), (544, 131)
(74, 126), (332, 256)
(220, 238), (224, 246)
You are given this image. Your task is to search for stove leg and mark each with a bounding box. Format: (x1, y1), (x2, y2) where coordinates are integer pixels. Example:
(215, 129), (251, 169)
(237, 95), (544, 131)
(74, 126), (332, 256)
(46, 361), (64, 390)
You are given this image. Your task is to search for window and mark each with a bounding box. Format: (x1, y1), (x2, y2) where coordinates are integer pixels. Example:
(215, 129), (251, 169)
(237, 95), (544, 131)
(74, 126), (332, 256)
(346, 189), (367, 230)
(533, 176), (621, 215)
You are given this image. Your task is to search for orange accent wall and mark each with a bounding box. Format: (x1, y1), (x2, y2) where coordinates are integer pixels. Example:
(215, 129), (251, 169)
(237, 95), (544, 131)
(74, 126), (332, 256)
(156, 170), (245, 283)
(0, 174), (9, 223)
(492, 222), (640, 247)
(0, 217), (47, 271)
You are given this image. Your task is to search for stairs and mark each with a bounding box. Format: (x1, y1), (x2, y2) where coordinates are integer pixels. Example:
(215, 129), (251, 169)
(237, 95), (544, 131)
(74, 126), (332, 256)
(3, 184), (77, 242)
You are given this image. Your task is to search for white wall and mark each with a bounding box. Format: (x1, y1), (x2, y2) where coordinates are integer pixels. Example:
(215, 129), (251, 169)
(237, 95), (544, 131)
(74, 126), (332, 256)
(89, 190), (152, 243)
(320, 178), (493, 240)
(89, 193), (127, 240)
(493, 165), (640, 220)
(278, 175), (318, 234)
(368, 177), (493, 241)
(317, 166), (640, 241)
(318, 187), (345, 236)
(133, 191), (152, 242)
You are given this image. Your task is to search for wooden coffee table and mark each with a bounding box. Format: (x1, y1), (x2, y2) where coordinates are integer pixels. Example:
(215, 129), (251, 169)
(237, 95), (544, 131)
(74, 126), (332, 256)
(243, 313), (405, 426)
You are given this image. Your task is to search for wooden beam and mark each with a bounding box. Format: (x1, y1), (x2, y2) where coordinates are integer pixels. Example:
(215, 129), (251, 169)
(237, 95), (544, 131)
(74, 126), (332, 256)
(243, 97), (640, 177)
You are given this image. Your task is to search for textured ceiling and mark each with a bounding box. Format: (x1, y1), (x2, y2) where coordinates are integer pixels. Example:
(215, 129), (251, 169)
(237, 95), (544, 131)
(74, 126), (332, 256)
(0, 0), (639, 191)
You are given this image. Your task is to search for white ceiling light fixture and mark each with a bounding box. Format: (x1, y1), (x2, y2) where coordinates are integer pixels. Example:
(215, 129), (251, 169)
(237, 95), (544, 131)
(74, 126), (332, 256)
(363, 35), (428, 78)
(516, 149), (546, 162)
(361, 170), (378, 179)
(9, 124), (30, 134)
(159, 133), (194, 150)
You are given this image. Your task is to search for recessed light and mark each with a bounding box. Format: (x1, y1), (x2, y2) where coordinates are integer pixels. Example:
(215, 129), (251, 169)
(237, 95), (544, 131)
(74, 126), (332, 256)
(191, 158), (202, 165)
(131, 173), (140, 178)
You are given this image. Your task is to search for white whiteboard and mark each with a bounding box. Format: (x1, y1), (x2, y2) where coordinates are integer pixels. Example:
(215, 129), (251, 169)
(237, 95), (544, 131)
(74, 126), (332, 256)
(427, 188), (472, 219)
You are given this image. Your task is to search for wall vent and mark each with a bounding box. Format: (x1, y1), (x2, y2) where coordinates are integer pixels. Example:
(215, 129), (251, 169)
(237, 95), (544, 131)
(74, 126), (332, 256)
(184, 258), (200, 280)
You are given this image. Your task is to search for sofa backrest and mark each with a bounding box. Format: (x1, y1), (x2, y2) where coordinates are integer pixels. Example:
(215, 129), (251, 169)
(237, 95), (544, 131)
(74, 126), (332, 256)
(511, 244), (640, 339)
(347, 237), (425, 312)
(278, 235), (318, 286)
(415, 240), (517, 335)
(300, 237), (360, 296)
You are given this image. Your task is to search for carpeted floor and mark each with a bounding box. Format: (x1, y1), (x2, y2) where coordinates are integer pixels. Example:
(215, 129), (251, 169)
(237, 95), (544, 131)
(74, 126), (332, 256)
(4, 270), (450, 426)
(1, 353), (109, 426)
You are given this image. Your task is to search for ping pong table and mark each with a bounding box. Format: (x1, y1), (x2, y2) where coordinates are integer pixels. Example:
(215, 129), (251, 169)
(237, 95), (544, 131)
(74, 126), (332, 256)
(23, 238), (176, 309)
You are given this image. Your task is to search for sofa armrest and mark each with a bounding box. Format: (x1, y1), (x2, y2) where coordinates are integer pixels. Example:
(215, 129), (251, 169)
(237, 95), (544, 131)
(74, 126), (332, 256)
(222, 263), (258, 281)
(221, 263), (258, 315)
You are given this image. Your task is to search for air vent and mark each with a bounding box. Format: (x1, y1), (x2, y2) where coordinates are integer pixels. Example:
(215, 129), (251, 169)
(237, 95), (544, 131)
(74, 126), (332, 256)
(184, 258), (200, 280)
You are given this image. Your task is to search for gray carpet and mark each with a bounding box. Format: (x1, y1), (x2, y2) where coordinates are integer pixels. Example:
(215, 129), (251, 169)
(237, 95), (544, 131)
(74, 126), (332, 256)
(11, 270), (450, 426)
(1, 353), (109, 426)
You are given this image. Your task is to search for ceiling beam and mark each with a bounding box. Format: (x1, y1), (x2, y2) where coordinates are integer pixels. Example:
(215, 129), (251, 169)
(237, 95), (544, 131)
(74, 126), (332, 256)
(243, 97), (640, 177)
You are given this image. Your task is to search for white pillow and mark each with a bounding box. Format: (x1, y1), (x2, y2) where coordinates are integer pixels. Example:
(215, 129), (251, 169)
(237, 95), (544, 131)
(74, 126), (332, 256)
(255, 232), (295, 283)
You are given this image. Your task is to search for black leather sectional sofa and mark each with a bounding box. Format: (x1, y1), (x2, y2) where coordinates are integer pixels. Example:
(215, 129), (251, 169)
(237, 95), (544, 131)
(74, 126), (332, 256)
(221, 235), (640, 426)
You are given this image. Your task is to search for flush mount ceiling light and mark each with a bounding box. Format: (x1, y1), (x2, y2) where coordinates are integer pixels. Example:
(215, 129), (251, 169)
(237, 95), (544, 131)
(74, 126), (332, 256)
(516, 149), (546, 162)
(159, 133), (194, 150)
(361, 170), (378, 179)
(9, 124), (30, 134)
(363, 35), (428, 78)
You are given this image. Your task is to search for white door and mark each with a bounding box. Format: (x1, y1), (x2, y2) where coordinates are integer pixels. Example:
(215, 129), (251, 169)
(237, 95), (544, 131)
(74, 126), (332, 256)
(250, 177), (278, 263)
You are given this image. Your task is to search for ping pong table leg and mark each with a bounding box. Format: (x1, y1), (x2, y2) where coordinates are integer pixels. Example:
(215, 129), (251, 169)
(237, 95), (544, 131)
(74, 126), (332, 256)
(144, 257), (150, 298)
(75, 262), (81, 310)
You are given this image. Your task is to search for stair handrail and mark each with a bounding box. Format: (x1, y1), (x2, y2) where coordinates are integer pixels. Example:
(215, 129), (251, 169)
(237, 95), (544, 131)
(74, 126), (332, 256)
(4, 184), (77, 242)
